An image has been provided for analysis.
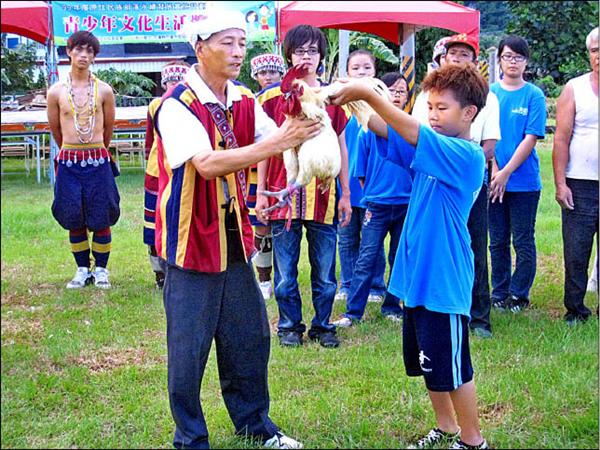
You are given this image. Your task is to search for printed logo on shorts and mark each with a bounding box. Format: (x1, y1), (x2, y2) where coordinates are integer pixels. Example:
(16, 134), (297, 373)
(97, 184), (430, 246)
(363, 209), (372, 226)
(419, 350), (433, 372)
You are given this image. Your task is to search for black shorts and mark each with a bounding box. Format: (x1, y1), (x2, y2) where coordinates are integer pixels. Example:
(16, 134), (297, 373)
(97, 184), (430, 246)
(403, 306), (473, 392)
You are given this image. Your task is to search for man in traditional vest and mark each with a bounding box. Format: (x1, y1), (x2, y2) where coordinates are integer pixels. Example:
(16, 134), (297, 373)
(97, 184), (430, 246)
(154, 8), (320, 450)
(144, 60), (190, 290)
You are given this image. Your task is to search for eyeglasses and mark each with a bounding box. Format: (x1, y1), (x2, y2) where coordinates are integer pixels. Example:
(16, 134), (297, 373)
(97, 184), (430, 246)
(293, 47), (319, 56)
(500, 54), (526, 63)
(389, 89), (408, 97)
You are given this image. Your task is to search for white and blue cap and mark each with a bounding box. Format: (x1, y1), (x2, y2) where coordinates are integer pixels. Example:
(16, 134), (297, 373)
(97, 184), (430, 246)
(182, 8), (247, 49)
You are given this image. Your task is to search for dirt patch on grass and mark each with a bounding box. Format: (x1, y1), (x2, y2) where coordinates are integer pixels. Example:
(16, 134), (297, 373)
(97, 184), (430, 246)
(546, 306), (565, 320)
(1, 290), (31, 307)
(481, 401), (514, 425)
(143, 329), (165, 339)
(268, 317), (279, 334)
(1, 316), (44, 344)
(2, 282), (62, 308)
(537, 253), (564, 281)
(70, 346), (165, 374)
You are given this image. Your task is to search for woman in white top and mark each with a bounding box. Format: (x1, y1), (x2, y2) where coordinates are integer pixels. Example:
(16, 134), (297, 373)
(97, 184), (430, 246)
(552, 26), (599, 324)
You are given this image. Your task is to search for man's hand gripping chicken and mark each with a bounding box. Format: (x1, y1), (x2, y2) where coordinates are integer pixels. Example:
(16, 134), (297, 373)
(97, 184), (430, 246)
(260, 64), (388, 221)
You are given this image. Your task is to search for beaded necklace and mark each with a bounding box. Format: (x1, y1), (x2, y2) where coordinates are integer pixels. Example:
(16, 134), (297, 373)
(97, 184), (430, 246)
(66, 72), (98, 144)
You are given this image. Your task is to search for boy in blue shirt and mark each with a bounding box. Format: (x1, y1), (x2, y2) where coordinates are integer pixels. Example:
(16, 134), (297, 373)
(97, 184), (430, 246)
(329, 64), (489, 449)
(489, 36), (547, 313)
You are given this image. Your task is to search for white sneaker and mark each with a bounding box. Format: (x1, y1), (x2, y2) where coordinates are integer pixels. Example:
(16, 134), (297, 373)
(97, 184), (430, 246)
(259, 281), (273, 300)
(93, 267), (111, 289)
(384, 314), (402, 323)
(332, 316), (353, 328)
(451, 438), (489, 449)
(334, 291), (348, 302)
(66, 267), (92, 289)
(587, 277), (597, 292)
(264, 432), (303, 449)
(367, 293), (384, 303)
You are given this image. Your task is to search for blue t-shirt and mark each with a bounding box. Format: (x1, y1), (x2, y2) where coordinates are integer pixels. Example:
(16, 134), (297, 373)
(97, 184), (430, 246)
(339, 115), (365, 207)
(490, 82), (546, 192)
(384, 125), (485, 317)
(354, 128), (413, 205)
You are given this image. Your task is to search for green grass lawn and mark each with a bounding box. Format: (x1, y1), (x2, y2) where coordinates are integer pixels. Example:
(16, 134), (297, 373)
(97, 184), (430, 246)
(1, 140), (598, 449)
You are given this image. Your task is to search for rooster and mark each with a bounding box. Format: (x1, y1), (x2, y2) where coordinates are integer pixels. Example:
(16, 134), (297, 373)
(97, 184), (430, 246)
(260, 64), (388, 218)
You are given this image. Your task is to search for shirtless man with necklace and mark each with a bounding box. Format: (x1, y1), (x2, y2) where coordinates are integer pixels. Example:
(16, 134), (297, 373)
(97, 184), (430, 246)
(47, 31), (120, 289)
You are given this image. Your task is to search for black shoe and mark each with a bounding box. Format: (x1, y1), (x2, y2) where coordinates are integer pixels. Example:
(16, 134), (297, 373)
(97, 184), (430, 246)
(308, 330), (340, 348)
(492, 296), (510, 310)
(507, 295), (529, 313)
(565, 313), (590, 326)
(278, 331), (303, 347)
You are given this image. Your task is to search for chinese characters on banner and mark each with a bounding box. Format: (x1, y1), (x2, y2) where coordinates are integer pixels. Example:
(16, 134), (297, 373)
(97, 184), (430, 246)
(52, 1), (276, 45)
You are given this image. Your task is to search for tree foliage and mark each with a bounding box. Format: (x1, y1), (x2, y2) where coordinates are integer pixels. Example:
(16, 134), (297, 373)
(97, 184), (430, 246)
(464, 1), (511, 33)
(1, 43), (46, 95)
(506, 0), (598, 84)
(322, 29), (399, 82)
(95, 68), (155, 97)
(237, 40), (277, 92)
(414, 27), (450, 84)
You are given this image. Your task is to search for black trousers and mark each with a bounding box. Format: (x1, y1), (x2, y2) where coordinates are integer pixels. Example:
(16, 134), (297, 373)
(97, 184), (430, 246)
(163, 213), (278, 449)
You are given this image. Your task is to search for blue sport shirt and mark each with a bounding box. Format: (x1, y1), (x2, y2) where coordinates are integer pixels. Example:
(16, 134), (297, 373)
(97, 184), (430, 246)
(340, 115), (366, 207)
(383, 125), (485, 317)
(490, 82), (546, 192)
(354, 128), (413, 206)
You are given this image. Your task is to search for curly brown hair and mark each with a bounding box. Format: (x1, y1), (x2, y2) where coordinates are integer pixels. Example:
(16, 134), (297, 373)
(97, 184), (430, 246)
(421, 63), (488, 119)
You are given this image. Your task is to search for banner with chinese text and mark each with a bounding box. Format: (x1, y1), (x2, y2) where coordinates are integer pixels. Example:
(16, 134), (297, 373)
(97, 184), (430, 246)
(52, 1), (276, 45)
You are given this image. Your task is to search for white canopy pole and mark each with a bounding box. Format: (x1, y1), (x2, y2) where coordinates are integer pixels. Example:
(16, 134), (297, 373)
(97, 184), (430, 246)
(338, 29), (350, 79)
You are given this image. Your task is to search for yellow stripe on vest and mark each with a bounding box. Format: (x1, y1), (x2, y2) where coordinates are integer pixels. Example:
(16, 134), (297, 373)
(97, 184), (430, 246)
(257, 86), (282, 105)
(175, 163), (196, 267)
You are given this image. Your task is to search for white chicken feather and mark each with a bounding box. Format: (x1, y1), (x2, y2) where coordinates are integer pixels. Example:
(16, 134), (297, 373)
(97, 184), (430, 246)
(261, 64), (389, 218)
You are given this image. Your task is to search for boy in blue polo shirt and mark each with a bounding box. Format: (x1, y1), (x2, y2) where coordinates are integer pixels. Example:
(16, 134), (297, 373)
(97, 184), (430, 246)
(329, 64), (489, 449)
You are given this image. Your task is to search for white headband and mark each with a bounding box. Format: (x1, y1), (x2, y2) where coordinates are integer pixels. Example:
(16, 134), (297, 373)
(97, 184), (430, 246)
(182, 9), (247, 49)
(161, 65), (189, 89)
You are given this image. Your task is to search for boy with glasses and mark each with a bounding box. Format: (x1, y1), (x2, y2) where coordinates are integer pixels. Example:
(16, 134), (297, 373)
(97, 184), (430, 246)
(255, 24), (352, 349)
(489, 36), (546, 314)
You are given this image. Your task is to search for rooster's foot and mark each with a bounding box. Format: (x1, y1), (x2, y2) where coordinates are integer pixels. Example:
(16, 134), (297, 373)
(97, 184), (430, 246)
(259, 187), (291, 212)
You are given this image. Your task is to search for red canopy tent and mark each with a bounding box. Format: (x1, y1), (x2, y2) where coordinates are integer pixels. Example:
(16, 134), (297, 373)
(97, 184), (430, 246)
(278, 1), (480, 43)
(0, 1), (51, 44)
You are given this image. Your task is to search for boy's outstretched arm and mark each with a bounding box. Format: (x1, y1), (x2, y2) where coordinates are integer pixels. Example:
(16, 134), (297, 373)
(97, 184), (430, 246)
(329, 79), (420, 146)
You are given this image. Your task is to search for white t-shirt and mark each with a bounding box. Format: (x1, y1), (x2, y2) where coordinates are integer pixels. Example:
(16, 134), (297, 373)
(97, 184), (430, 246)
(565, 72), (598, 181)
(157, 64), (277, 169)
(412, 90), (501, 145)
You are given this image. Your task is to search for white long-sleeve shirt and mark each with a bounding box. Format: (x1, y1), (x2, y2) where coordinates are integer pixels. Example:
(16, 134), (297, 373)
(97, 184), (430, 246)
(157, 64), (277, 169)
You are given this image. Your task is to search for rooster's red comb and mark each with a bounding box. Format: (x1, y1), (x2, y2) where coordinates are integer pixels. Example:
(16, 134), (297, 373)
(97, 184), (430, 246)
(281, 64), (309, 93)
